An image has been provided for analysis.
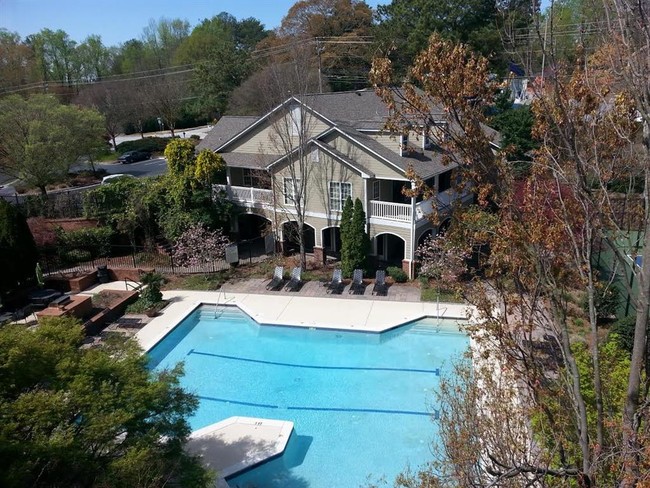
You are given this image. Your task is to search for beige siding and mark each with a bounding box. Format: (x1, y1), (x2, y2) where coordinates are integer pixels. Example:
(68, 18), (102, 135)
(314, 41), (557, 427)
(368, 133), (400, 155)
(323, 133), (405, 180)
(229, 113), (329, 154)
(272, 152), (365, 215)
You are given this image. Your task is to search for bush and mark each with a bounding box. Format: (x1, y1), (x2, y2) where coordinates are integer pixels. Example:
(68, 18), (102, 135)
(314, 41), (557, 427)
(582, 282), (620, 320)
(139, 271), (164, 307)
(55, 226), (113, 258)
(609, 315), (636, 354)
(0, 200), (38, 295)
(115, 137), (173, 155)
(387, 266), (408, 283)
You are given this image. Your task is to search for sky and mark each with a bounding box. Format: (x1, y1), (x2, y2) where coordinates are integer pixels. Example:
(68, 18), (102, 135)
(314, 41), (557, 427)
(1, 0), (383, 46)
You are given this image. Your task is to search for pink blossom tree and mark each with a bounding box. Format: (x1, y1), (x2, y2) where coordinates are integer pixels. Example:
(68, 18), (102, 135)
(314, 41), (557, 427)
(172, 223), (230, 268)
(416, 234), (468, 285)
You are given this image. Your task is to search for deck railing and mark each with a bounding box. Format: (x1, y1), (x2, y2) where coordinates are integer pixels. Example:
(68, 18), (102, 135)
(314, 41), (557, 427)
(215, 184), (273, 205)
(369, 200), (412, 223)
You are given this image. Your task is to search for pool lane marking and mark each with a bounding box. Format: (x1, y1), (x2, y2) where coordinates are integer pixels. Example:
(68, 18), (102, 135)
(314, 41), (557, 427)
(197, 394), (439, 418)
(188, 349), (440, 375)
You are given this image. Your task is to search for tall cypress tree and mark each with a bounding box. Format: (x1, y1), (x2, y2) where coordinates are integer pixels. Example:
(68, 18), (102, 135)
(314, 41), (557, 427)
(341, 198), (370, 277)
(339, 197), (354, 277)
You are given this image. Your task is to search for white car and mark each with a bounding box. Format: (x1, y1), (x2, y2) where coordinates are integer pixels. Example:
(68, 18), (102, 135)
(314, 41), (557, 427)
(101, 174), (136, 185)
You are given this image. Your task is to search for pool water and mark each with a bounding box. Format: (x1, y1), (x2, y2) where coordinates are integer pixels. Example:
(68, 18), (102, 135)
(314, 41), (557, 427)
(148, 306), (469, 488)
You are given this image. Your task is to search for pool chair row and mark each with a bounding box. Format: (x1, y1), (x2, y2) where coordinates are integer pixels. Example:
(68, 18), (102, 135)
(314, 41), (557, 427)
(266, 266), (303, 292)
(325, 269), (388, 296)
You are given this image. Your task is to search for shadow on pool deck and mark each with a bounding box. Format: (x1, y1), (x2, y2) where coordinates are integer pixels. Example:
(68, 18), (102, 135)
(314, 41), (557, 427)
(219, 278), (421, 302)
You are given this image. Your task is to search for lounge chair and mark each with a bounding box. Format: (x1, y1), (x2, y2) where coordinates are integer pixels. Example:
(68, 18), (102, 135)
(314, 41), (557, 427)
(266, 266), (285, 290)
(325, 269), (344, 294)
(372, 270), (388, 296)
(348, 269), (364, 295)
(285, 267), (302, 291)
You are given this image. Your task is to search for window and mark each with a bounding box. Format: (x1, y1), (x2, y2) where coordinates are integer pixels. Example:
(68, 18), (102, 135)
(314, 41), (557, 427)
(438, 170), (452, 192)
(243, 169), (254, 187)
(373, 180), (380, 200)
(284, 177), (300, 205)
(329, 181), (352, 211)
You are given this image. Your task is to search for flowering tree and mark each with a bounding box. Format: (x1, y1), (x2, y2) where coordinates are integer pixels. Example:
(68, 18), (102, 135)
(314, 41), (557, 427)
(416, 234), (468, 284)
(172, 224), (230, 268)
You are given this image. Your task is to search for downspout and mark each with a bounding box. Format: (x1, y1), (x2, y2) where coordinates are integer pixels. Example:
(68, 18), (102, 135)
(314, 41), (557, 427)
(409, 180), (417, 279)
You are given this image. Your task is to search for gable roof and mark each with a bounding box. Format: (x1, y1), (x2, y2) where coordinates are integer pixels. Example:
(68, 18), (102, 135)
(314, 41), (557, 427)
(323, 125), (448, 180)
(196, 116), (258, 152)
(297, 89), (446, 130)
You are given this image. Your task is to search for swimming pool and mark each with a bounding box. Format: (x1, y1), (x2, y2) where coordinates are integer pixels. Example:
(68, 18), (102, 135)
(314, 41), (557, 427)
(148, 305), (469, 488)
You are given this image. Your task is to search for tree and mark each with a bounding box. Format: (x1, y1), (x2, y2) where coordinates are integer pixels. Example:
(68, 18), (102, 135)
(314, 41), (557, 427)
(75, 80), (131, 150)
(0, 316), (213, 487)
(341, 198), (370, 277)
(172, 223), (230, 268)
(26, 28), (77, 86)
(0, 94), (105, 194)
(374, 0), (503, 74)
(0, 30), (39, 91)
(0, 199), (38, 297)
(141, 17), (190, 70)
(371, 14), (650, 484)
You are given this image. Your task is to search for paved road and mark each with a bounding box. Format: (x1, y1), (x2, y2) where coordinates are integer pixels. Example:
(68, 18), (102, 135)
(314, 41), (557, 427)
(96, 156), (168, 179)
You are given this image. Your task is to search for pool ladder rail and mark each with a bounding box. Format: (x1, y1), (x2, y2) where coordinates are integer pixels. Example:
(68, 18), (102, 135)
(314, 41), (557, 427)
(214, 288), (232, 318)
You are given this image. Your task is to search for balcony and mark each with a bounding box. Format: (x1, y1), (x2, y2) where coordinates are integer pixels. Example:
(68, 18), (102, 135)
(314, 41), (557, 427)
(214, 184), (273, 206)
(369, 200), (412, 223)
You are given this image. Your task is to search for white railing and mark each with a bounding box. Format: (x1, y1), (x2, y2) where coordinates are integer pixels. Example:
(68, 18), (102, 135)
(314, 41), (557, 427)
(369, 200), (412, 223)
(214, 184), (273, 205)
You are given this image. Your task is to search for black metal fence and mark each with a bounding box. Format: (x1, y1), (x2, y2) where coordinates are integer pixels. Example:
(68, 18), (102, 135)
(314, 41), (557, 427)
(40, 244), (231, 276)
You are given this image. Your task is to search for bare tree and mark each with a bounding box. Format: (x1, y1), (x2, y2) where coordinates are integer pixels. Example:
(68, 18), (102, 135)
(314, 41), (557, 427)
(262, 45), (323, 269)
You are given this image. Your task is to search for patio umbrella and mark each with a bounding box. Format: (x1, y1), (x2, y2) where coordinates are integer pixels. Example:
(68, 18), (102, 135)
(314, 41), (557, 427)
(35, 262), (44, 288)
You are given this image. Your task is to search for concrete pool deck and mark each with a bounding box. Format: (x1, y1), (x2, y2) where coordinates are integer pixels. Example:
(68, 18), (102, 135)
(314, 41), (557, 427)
(135, 289), (472, 352)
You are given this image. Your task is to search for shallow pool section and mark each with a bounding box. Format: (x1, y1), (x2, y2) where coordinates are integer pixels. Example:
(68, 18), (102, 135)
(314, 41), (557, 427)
(148, 306), (469, 488)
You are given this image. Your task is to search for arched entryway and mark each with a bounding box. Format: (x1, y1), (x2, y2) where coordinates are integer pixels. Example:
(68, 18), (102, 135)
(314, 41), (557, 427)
(237, 213), (271, 240)
(322, 226), (341, 256)
(282, 221), (315, 254)
(374, 233), (406, 266)
(417, 229), (434, 249)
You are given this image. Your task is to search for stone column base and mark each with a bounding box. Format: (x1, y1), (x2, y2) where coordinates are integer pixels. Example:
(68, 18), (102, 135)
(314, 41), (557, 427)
(402, 259), (414, 280)
(313, 246), (325, 265)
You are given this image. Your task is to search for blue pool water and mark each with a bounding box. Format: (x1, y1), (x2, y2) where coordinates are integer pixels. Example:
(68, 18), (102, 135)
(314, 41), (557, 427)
(148, 306), (469, 488)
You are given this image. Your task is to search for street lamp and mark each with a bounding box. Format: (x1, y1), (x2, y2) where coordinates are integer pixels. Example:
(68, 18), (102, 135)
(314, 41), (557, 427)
(157, 117), (163, 133)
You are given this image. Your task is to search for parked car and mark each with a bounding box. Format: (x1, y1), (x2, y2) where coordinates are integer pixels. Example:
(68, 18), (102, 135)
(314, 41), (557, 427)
(101, 174), (136, 184)
(118, 150), (151, 164)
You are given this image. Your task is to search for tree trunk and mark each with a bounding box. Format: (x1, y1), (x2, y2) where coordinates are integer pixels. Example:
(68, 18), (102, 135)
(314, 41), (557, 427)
(38, 185), (47, 196)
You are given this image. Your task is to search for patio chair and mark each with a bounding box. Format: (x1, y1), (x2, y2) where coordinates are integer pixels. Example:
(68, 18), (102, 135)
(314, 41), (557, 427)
(266, 266), (285, 290)
(285, 267), (303, 291)
(348, 269), (365, 295)
(325, 269), (344, 294)
(372, 270), (388, 296)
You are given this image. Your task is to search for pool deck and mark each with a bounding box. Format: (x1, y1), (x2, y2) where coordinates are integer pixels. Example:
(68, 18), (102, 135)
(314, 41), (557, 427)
(135, 289), (472, 352)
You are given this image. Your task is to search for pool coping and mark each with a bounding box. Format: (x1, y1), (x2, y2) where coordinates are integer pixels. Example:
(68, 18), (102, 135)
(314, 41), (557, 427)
(135, 290), (473, 353)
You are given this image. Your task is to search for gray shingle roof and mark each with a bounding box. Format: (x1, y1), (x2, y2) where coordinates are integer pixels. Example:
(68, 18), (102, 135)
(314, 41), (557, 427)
(196, 116), (258, 152)
(331, 125), (448, 179)
(221, 152), (276, 169)
(298, 89), (446, 130)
